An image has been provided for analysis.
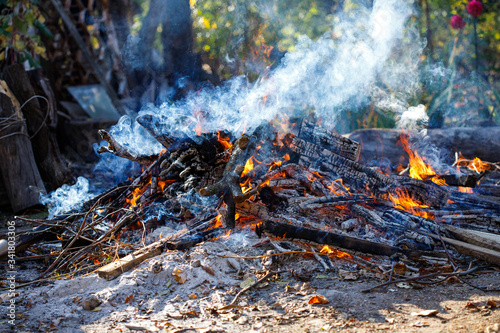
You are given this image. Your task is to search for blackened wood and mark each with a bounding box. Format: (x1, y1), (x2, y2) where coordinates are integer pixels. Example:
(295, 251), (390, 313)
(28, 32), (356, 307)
(3, 65), (72, 190)
(97, 129), (156, 165)
(262, 220), (401, 256)
(351, 205), (434, 249)
(299, 118), (361, 161)
(440, 174), (479, 188)
(346, 127), (500, 166)
(0, 92), (46, 212)
(291, 136), (449, 207)
(137, 114), (177, 149)
(164, 228), (225, 250)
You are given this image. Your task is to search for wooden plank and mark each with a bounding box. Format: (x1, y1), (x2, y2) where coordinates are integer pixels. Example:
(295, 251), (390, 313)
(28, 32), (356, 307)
(440, 235), (500, 267)
(443, 225), (500, 253)
(96, 241), (163, 281)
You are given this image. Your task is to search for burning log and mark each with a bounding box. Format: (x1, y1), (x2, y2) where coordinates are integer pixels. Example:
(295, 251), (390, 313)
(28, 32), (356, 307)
(261, 220), (403, 257)
(290, 135), (449, 207)
(351, 205), (435, 249)
(298, 118), (361, 161)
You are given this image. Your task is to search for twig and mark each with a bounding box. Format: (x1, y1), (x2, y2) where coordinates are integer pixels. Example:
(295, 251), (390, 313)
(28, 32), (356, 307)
(361, 266), (484, 293)
(230, 270), (286, 305)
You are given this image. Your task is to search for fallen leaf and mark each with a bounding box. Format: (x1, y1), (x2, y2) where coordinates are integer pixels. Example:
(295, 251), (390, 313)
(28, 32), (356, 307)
(240, 277), (255, 289)
(91, 306), (101, 312)
(188, 294), (197, 299)
(411, 309), (439, 317)
(487, 300), (498, 308)
(315, 274), (328, 279)
(394, 263), (407, 275)
(180, 310), (199, 317)
(124, 295), (134, 304)
(308, 295), (329, 305)
(465, 302), (478, 310)
(396, 282), (412, 289)
(201, 264), (215, 276)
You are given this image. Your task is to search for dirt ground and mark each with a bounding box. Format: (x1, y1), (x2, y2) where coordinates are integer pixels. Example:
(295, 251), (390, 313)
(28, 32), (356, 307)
(1, 228), (499, 333)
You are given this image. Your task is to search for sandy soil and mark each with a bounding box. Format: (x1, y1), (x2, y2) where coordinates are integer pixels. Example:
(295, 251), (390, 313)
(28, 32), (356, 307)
(1, 229), (499, 333)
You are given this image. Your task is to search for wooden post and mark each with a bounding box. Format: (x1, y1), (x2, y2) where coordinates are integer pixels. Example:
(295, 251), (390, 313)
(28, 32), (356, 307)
(0, 91), (46, 212)
(3, 65), (72, 190)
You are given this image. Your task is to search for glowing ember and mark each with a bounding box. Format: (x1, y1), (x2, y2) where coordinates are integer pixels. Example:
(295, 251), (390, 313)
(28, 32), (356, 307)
(327, 178), (351, 196)
(388, 187), (433, 218)
(458, 187), (474, 193)
(320, 245), (352, 259)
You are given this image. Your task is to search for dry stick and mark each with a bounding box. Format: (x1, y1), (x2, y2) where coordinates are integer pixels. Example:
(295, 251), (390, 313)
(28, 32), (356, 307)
(360, 266), (493, 293)
(230, 270), (287, 305)
(37, 185), (133, 279)
(220, 251), (385, 277)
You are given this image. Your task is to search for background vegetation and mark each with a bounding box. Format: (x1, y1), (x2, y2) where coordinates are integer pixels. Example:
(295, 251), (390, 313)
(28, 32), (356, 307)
(1, 0), (499, 131)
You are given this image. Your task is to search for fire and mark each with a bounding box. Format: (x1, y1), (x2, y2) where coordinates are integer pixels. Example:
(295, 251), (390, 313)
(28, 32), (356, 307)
(388, 187), (433, 218)
(242, 156), (258, 177)
(328, 178), (351, 196)
(320, 245), (352, 259)
(126, 187), (143, 208)
(194, 122), (202, 136)
(217, 131), (233, 150)
(458, 187), (474, 193)
(399, 133), (446, 186)
(455, 155), (492, 173)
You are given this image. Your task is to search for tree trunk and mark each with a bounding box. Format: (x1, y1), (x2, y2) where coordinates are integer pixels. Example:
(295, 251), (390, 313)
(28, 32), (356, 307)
(0, 92), (46, 212)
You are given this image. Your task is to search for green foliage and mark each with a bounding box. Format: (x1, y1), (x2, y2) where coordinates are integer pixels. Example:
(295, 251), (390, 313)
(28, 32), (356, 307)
(191, 0), (335, 78)
(0, 0), (51, 67)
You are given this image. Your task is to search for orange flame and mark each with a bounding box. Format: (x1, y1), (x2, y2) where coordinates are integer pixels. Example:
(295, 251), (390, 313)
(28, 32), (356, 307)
(399, 133), (446, 186)
(126, 187), (143, 208)
(217, 131), (233, 151)
(458, 187), (474, 193)
(388, 187), (433, 218)
(320, 245), (352, 259)
(456, 155), (492, 173)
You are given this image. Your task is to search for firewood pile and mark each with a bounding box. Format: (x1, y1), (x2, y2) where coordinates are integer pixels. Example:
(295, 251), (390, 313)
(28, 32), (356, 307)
(6, 114), (500, 291)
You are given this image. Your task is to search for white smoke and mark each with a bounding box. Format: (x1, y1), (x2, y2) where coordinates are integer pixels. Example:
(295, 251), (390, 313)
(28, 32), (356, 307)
(40, 177), (94, 219)
(109, 0), (417, 154)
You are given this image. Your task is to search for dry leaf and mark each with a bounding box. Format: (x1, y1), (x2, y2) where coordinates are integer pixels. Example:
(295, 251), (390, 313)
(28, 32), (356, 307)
(201, 264), (215, 276)
(179, 310), (198, 317)
(124, 295), (134, 304)
(240, 277), (255, 289)
(396, 282), (412, 289)
(394, 263), (407, 275)
(465, 302), (478, 309)
(487, 300), (498, 308)
(308, 295), (329, 305)
(411, 309), (439, 317)
(172, 269), (188, 284)
(218, 304), (243, 311)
